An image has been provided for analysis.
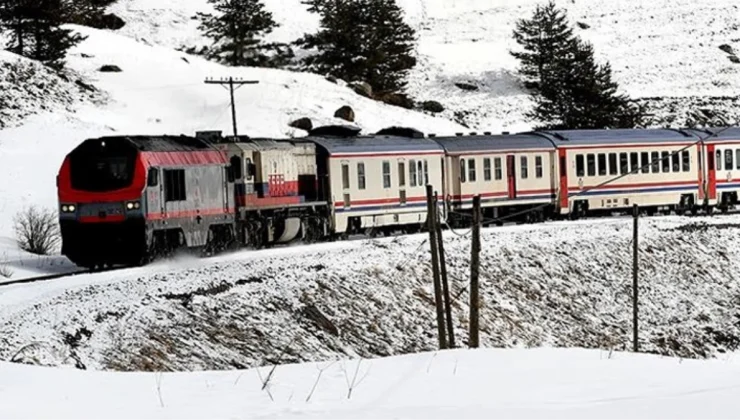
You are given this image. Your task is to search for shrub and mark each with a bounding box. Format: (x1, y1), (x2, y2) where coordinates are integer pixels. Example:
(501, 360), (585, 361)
(14, 206), (60, 255)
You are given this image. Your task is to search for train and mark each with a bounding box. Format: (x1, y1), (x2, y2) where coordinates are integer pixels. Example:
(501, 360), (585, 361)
(56, 124), (740, 269)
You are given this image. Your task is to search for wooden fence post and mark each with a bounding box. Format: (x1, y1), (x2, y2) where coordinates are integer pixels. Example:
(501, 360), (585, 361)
(426, 184), (447, 349)
(470, 195), (481, 348)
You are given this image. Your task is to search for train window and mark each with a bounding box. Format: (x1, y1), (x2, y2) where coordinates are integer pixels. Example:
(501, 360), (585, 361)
(341, 164), (350, 190)
(147, 167), (159, 187)
(640, 152), (649, 174)
(630, 152), (639, 173)
(586, 154), (595, 177)
(736, 150), (740, 170)
(576, 155), (584, 177)
(382, 161), (391, 189)
(424, 160), (429, 184)
(651, 152), (659, 173)
(230, 156), (242, 180)
(409, 159), (417, 187)
(484, 158), (492, 181)
(245, 158), (255, 179)
(164, 169), (186, 202)
(535, 155), (543, 178)
(468, 159), (477, 182)
(672, 152), (680, 172)
(661, 151), (670, 173)
(716, 150), (722, 171)
(398, 162), (406, 187)
(726, 149), (733, 170)
(609, 153), (617, 175)
(494, 157), (502, 180)
(357, 163), (366, 190)
(597, 154), (606, 176)
(682, 150), (690, 172)
(418, 161), (424, 184)
(460, 159), (466, 183)
(521, 156), (528, 179)
(619, 153), (628, 175)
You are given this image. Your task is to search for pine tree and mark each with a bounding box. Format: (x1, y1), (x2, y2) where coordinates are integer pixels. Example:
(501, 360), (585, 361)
(0, 0), (85, 69)
(64, 0), (113, 27)
(298, 0), (417, 95)
(194, 0), (281, 67)
(511, 1), (645, 129)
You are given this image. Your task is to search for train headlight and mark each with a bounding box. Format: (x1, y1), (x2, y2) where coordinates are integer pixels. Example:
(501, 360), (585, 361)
(126, 201), (141, 210)
(61, 204), (76, 213)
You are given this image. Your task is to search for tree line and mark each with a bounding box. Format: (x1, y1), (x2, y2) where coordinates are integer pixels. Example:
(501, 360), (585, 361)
(0, 0), (646, 129)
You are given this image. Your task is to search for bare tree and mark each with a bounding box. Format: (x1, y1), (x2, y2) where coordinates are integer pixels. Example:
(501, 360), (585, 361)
(13, 206), (60, 255)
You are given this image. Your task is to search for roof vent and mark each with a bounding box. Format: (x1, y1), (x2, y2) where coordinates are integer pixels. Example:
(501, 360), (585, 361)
(502, 131), (510, 135)
(376, 126), (425, 138)
(469, 132), (477, 136)
(483, 131), (492, 135)
(455, 132), (464, 136)
(428, 133), (437, 138)
(309, 125), (362, 137)
(195, 130), (224, 143)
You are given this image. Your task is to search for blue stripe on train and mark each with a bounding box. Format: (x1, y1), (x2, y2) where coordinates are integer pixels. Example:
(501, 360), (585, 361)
(569, 184), (697, 197)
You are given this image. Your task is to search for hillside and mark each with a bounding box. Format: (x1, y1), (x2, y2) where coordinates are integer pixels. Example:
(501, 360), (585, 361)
(110, 0), (740, 130)
(0, 24), (465, 245)
(2, 215), (740, 371)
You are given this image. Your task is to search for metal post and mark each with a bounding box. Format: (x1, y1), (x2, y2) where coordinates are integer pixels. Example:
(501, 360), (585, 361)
(204, 77), (259, 138)
(470, 195), (481, 348)
(426, 184), (447, 349)
(632, 203), (639, 352)
(435, 192), (455, 348)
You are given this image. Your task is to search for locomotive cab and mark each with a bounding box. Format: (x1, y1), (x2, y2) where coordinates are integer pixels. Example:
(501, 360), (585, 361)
(58, 137), (149, 268)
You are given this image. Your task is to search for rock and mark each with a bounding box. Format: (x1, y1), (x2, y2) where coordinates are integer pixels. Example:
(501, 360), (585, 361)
(334, 106), (355, 122)
(576, 21), (591, 29)
(99, 65), (122, 73)
(719, 44), (735, 55)
(326, 75), (338, 84)
(289, 117), (313, 131)
(377, 92), (414, 109)
(730, 55), (740, 64)
(421, 100), (444, 113)
(99, 13), (126, 30)
(75, 80), (95, 92)
(350, 81), (373, 98)
(455, 82), (479, 91)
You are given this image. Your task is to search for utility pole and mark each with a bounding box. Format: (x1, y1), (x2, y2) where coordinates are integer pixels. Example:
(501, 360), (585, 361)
(426, 184), (447, 350)
(204, 77), (259, 137)
(434, 192), (455, 348)
(632, 204), (639, 352)
(470, 195), (481, 348)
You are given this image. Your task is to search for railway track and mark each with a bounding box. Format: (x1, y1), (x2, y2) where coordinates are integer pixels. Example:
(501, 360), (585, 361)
(0, 266), (130, 288)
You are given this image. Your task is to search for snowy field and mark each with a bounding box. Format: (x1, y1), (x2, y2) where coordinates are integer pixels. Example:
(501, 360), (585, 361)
(2, 347), (740, 419)
(3, 214), (740, 372)
(111, 0), (740, 130)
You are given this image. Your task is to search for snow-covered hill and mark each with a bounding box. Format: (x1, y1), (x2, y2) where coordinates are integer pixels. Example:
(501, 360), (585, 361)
(2, 347), (740, 419)
(0, 24), (465, 244)
(110, 0), (740, 130)
(3, 214), (740, 371)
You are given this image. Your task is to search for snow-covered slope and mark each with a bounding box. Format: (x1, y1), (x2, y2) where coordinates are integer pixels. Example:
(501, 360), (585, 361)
(3, 347), (740, 419)
(3, 215), (740, 371)
(0, 25), (465, 244)
(111, 0), (740, 130)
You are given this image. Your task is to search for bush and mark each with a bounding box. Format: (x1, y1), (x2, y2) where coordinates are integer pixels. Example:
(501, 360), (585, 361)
(14, 206), (60, 255)
(0, 261), (12, 279)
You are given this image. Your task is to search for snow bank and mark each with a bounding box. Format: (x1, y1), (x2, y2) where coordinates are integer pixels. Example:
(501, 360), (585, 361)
(109, 0), (740, 130)
(2, 347), (740, 419)
(2, 215), (740, 371)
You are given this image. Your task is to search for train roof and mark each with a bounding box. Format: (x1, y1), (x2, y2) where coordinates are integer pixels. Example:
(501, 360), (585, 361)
(531, 128), (700, 146)
(432, 133), (556, 154)
(307, 134), (444, 156)
(102, 135), (214, 152)
(683, 127), (740, 142)
(230, 138), (315, 152)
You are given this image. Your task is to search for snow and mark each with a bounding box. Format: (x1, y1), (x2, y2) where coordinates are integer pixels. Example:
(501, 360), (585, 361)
(2, 214), (740, 372)
(2, 347), (740, 419)
(0, 24), (465, 264)
(109, 0), (740, 130)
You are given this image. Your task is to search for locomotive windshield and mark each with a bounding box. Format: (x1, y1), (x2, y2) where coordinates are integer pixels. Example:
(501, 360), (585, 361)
(69, 138), (137, 192)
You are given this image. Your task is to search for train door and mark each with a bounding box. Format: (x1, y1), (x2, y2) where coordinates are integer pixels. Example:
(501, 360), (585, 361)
(707, 143), (717, 203)
(506, 155), (517, 199)
(398, 159), (407, 206)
